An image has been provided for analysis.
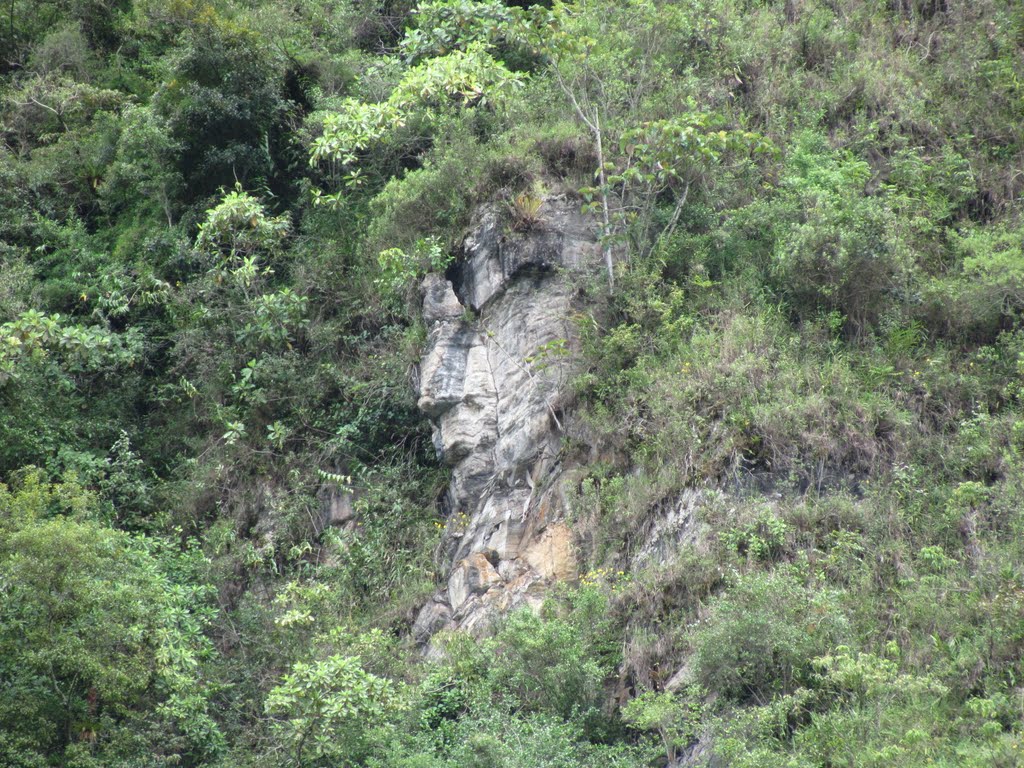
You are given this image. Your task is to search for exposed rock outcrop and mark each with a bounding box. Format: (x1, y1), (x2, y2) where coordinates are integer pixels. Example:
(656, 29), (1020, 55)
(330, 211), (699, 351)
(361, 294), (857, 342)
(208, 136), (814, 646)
(412, 195), (601, 639)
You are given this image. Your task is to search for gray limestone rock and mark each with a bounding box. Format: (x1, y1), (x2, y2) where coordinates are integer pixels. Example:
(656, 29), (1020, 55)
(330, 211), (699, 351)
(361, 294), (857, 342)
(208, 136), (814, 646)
(412, 194), (602, 640)
(448, 552), (503, 609)
(417, 324), (480, 418)
(632, 489), (718, 567)
(421, 273), (464, 323)
(411, 599), (453, 644)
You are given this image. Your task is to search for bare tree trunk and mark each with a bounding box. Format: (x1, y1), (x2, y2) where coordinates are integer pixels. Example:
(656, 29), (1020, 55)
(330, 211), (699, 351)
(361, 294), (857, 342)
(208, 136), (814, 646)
(552, 66), (615, 291)
(592, 110), (614, 290)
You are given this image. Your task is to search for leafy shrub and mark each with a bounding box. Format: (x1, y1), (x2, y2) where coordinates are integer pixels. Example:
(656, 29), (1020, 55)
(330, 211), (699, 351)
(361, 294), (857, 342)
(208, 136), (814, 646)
(691, 569), (850, 703)
(399, 0), (522, 64)
(377, 237), (453, 303)
(621, 687), (706, 765)
(714, 647), (1022, 768)
(0, 309), (140, 385)
(362, 126), (536, 255)
(487, 588), (620, 738)
(155, 14), (287, 197)
(309, 39), (525, 202)
(721, 508), (791, 563)
(265, 653), (403, 767)
(769, 131), (909, 337)
(0, 471), (223, 766)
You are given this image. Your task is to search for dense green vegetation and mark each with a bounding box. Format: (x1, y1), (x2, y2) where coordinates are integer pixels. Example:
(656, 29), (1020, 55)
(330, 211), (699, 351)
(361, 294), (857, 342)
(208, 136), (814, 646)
(1, 0), (1022, 765)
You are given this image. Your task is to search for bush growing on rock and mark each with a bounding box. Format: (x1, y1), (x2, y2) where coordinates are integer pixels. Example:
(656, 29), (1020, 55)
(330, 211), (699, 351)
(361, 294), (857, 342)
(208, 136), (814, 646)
(690, 569), (851, 703)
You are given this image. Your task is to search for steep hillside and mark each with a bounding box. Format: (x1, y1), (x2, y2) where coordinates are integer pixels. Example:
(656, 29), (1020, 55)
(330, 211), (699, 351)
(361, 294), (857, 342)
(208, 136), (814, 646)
(1, 1), (1023, 766)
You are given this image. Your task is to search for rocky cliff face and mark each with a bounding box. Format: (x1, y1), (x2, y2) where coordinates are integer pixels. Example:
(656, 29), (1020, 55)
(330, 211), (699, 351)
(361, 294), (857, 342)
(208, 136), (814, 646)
(412, 195), (602, 641)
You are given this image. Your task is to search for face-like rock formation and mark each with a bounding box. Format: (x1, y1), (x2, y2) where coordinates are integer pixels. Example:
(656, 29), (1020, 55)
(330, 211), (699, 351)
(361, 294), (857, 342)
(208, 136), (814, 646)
(412, 195), (601, 640)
